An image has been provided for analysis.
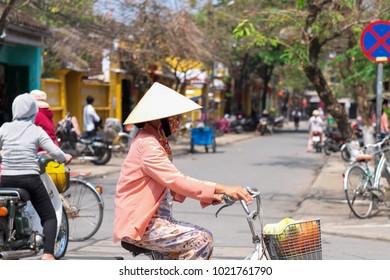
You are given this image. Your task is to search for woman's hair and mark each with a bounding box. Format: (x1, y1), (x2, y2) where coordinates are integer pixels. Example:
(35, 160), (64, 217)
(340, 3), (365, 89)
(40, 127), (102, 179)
(135, 122), (145, 129)
(160, 118), (171, 137)
(86, 96), (94, 104)
(134, 118), (172, 135)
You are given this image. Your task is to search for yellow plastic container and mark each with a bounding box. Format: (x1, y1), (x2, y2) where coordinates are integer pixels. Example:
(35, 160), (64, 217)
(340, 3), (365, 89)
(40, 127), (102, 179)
(46, 161), (70, 193)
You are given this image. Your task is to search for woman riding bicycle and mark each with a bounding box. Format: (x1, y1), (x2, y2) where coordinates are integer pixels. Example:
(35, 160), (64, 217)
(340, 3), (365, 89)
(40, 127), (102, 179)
(113, 82), (252, 260)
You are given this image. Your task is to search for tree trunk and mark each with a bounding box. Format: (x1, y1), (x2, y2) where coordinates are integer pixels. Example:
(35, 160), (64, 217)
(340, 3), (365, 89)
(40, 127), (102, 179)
(302, 1), (353, 141)
(304, 64), (353, 141)
(354, 83), (371, 126)
(260, 64), (274, 113)
(0, 0), (17, 39)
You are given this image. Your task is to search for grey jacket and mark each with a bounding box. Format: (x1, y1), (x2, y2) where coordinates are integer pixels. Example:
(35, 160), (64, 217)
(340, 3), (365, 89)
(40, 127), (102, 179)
(0, 93), (66, 175)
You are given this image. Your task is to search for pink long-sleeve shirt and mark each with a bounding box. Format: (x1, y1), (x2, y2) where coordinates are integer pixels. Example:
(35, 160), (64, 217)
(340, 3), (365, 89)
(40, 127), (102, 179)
(113, 124), (216, 242)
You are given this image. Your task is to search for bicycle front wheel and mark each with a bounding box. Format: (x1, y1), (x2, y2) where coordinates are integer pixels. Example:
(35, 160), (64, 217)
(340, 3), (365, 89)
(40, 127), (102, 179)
(63, 178), (104, 241)
(344, 164), (373, 219)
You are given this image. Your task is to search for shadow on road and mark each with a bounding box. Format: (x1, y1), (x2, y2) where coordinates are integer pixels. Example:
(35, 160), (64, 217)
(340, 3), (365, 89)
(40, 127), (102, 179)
(253, 155), (321, 170)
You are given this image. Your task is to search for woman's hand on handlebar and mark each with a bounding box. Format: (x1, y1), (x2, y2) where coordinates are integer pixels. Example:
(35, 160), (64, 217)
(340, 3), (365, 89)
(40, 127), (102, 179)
(212, 194), (223, 205)
(64, 153), (73, 165)
(215, 185), (253, 204)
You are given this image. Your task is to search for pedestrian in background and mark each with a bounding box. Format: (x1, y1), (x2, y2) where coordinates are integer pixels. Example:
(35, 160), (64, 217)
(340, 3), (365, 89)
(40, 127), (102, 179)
(291, 107), (302, 130)
(371, 100), (390, 139)
(381, 100), (389, 138)
(83, 95), (101, 137)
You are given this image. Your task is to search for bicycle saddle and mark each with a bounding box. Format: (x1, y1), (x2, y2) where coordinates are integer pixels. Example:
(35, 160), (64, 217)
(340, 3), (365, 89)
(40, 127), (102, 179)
(355, 154), (372, 162)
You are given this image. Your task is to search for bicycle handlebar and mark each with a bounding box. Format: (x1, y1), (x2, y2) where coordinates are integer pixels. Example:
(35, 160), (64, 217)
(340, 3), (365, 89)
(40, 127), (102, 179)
(363, 135), (390, 151)
(215, 186), (261, 217)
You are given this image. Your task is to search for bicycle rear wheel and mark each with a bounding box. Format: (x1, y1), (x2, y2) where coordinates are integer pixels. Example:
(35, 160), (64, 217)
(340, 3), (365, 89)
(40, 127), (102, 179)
(344, 164), (373, 219)
(62, 178), (104, 241)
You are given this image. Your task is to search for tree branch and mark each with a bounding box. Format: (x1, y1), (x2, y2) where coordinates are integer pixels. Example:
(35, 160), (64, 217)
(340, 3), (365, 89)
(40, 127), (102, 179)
(0, 0), (19, 39)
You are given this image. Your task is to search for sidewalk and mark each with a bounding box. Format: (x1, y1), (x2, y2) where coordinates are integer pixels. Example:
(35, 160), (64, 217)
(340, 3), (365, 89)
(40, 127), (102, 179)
(296, 153), (390, 242)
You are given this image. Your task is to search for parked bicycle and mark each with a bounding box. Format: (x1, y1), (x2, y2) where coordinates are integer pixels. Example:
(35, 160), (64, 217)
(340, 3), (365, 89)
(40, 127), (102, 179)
(121, 187), (322, 260)
(343, 135), (390, 219)
(60, 172), (104, 241)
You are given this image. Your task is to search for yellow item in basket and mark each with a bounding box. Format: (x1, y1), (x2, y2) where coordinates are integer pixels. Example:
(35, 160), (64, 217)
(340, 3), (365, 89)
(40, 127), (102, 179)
(263, 217), (296, 234)
(46, 161), (69, 193)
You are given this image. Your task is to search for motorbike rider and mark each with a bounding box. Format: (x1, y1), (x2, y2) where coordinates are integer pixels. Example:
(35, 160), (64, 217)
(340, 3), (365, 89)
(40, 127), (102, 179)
(0, 93), (72, 260)
(114, 82), (252, 260)
(307, 109), (325, 152)
(83, 95), (101, 138)
(255, 109), (274, 134)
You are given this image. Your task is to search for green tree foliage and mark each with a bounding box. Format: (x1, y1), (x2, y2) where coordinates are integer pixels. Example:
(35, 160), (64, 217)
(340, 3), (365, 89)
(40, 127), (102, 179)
(232, 0), (390, 140)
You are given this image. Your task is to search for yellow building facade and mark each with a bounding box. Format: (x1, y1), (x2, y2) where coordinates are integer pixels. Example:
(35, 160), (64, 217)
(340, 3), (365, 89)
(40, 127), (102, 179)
(40, 56), (227, 132)
(41, 69), (122, 130)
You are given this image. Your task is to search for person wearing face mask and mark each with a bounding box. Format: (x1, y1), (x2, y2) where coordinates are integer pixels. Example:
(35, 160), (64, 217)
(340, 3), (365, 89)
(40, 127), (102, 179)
(114, 82), (252, 260)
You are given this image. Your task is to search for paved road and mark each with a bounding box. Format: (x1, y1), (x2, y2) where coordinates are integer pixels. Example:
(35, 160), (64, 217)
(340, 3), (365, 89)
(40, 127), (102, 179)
(64, 121), (390, 260)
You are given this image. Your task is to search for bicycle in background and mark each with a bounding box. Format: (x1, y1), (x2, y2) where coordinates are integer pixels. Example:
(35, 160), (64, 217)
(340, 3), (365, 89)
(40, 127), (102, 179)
(343, 135), (390, 219)
(61, 172), (104, 241)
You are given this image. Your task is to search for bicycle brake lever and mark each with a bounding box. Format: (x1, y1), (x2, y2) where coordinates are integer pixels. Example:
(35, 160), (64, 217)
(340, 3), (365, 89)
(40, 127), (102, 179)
(215, 195), (235, 217)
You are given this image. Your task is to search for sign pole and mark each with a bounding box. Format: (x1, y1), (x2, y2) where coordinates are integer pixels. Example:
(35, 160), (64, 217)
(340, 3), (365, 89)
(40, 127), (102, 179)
(376, 62), (383, 142)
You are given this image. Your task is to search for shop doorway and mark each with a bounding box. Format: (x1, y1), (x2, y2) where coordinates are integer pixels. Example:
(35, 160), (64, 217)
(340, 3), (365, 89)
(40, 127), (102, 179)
(0, 64), (29, 126)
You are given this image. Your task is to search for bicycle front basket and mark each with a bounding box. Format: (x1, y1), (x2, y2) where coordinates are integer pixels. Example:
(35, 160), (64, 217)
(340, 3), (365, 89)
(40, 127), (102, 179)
(264, 219), (322, 260)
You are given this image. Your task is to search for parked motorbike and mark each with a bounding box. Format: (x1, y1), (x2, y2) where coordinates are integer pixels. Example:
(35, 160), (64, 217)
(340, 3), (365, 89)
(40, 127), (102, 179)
(339, 124), (364, 162)
(228, 114), (244, 134)
(179, 116), (194, 138)
(323, 128), (344, 156)
(215, 115), (230, 136)
(114, 124), (138, 155)
(56, 114), (112, 165)
(241, 116), (258, 132)
(105, 118), (137, 157)
(272, 116), (284, 131)
(324, 123), (364, 159)
(0, 156), (69, 260)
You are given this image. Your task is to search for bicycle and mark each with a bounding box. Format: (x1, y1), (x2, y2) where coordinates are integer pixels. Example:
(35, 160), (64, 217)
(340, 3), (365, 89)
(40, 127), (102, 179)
(60, 172), (104, 241)
(343, 135), (390, 219)
(121, 187), (322, 260)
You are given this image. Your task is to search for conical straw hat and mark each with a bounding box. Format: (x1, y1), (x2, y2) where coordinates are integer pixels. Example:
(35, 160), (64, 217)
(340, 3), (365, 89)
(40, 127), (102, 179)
(124, 82), (202, 124)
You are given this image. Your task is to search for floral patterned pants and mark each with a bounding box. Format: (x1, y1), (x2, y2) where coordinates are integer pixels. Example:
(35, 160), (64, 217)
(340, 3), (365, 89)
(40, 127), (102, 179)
(125, 192), (213, 260)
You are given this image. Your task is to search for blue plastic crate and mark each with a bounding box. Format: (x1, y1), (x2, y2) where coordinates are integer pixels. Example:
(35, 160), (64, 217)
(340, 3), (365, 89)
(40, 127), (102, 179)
(191, 126), (214, 145)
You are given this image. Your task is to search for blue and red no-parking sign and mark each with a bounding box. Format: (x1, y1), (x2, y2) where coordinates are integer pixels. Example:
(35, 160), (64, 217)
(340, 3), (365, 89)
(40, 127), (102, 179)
(360, 20), (390, 62)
